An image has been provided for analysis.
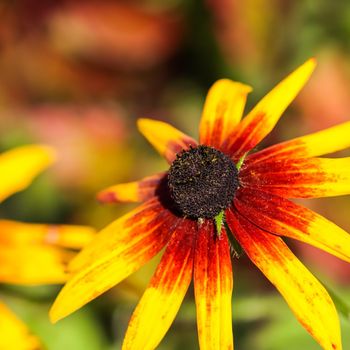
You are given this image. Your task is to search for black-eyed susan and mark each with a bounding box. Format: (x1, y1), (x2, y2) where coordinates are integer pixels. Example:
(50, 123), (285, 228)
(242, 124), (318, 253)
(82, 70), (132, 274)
(50, 58), (350, 350)
(0, 145), (95, 349)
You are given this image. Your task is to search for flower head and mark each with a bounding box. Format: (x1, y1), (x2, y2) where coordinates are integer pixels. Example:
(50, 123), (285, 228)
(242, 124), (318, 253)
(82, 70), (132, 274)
(50, 58), (350, 350)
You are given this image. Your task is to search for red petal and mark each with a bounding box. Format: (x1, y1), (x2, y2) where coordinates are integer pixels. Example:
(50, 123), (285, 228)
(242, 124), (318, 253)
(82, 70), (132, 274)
(122, 219), (196, 350)
(223, 59), (316, 160)
(97, 172), (166, 204)
(226, 209), (342, 350)
(246, 121), (350, 166)
(50, 198), (180, 323)
(240, 157), (350, 198)
(199, 79), (251, 149)
(194, 220), (234, 350)
(234, 188), (350, 263)
(137, 118), (197, 163)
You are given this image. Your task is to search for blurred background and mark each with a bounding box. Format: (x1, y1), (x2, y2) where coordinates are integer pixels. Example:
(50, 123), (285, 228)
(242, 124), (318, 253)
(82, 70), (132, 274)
(1, 0), (350, 349)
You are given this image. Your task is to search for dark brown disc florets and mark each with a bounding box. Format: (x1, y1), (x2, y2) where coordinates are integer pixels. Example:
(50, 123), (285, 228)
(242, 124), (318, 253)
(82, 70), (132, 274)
(168, 145), (239, 219)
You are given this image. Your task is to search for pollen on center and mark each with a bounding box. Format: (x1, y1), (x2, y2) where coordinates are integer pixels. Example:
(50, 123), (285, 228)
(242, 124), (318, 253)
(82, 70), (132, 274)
(167, 145), (239, 219)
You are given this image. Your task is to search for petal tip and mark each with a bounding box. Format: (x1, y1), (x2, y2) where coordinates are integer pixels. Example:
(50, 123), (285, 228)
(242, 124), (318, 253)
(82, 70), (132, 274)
(308, 56), (317, 65)
(301, 57), (317, 74)
(49, 296), (75, 324)
(212, 78), (253, 93)
(96, 190), (117, 204)
(48, 306), (61, 324)
(137, 118), (152, 130)
(137, 118), (159, 139)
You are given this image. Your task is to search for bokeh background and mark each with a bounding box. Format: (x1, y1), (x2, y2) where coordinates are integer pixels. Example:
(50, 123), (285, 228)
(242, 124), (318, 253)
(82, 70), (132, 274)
(1, 0), (350, 349)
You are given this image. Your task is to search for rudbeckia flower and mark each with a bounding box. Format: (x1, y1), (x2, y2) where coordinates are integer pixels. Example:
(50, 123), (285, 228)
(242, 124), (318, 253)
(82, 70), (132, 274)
(0, 145), (95, 349)
(50, 58), (350, 350)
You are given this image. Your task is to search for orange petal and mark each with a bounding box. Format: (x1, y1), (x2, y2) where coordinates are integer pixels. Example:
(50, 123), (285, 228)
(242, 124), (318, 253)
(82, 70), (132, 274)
(0, 245), (73, 284)
(199, 79), (252, 149)
(0, 220), (95, 249)
(234, 188), (350, 263)
(137, 118), (197, 163)
(226, 209), (342, 350)
(224, 59), (316, 159)
(240, 157), (350, 198)
(97, 172), (166, 203)
(50, 198), (180, 323)
(193, 220), (233, 350)
(122, 219), (195, 350)
(0, 145), (55, 202)
(0, 301), (42, 350)
(247, 121), (350, 165)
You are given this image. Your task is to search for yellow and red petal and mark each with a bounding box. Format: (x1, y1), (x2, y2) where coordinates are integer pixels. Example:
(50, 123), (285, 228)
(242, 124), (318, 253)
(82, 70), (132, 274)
(240, 157), (350, 198)
(0, 220), (95, 249)
(194, 220), (233, 350)
(0, 245), (73, 284)
(226, 209), (342, 350)
(97, 172), (166, 204)
(224, 59), (316, 160)
(199, 79), (252, 149)
(0, 145), (55, 202)
(234, 188), (350, 263)
(0, 301), (42, 350)
(137, 118), (197, 163)
(122, 219), (196, 350)
(247, 121), (350, 165)
(50, 198), (180, 323)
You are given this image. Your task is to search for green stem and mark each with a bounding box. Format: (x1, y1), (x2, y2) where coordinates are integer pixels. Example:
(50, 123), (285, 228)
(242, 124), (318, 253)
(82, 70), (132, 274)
(236, 153), (248, 170)
(215, 210), (225, 236)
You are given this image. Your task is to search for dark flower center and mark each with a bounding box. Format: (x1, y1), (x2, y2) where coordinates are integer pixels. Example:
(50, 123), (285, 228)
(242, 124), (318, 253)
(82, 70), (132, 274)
(168, 145), (239, 219)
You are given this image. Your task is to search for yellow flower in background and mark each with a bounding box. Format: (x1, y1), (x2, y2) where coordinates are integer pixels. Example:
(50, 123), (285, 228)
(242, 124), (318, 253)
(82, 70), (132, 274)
(0, 220), (95, 285)
(0, 301), (41, 350)
(0, 145), (95, 349)
(50, 59), (350, 350)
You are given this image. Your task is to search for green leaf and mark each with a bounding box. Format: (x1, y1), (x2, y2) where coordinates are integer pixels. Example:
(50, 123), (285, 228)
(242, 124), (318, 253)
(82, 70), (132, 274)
(215, 210), (225, 236)
(236, 153), (248, 170)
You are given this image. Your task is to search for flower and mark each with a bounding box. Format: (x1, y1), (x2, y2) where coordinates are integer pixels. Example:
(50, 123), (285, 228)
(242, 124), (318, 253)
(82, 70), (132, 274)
(50, 58), (350, 350)
(0, 301), (42, 350)
(0, 145), (95, 349)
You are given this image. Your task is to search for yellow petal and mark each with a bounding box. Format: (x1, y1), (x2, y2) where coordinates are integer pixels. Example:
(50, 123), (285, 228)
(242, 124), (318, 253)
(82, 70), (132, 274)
(226, 58), (316, 159)
(50, 198), (180, 323)
(122, 219), (195, 350)
(0, 220), (95, 249)
(227, 210), (342, 350)
(0, 145), (56, 202)
(199, 79), (252, 149)
(0, 245), (73, 284)
(97, 172), (165, 203)
(235, 188), (350, 263)
(137, 118), (197, 163)
(194, 220), (233, 350)
(248, 121), (350, 164)
(0, 301), (42, 350)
